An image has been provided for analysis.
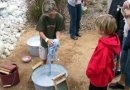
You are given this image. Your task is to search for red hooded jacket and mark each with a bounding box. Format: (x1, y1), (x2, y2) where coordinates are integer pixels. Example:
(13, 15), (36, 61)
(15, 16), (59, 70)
(86, 34), (120, 87)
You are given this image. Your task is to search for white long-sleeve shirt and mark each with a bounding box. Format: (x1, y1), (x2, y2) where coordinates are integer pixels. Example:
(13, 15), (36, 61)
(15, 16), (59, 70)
(68, 0), (82, 6)
(76, 0), (82, 4)
(128, 0), (130, 3)
(124, 0), (130, 37)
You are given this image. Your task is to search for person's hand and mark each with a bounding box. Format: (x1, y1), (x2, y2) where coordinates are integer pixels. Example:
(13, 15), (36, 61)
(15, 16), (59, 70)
(124, 9), (130, 18)
(47, 39), (53, 46)
(83, 0), (88, 6)
(123, 1), (130, 9)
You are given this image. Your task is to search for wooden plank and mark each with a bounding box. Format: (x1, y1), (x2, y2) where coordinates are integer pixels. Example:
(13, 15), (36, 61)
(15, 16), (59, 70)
(52, 72), (69, 90)
(0, 67), (10, 72)
(28, 61), (43, 82)
(3, 85), (11, 88)
(0, 70), (10, 75)
(52, 72), (66, 80)
(32, 61), (43, 70)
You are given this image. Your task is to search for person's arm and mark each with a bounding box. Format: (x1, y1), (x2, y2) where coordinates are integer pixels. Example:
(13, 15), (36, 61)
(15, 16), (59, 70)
(86, 47), (110, 77)
(55, 14), (64, 40)
(123, 0), (130, 9)
(36, 15), (53, 46)
(56, 31), (61, 40)
(39, 32), (53, 46)
(116, 9), (125, 44)
(39, 32), (48, 43)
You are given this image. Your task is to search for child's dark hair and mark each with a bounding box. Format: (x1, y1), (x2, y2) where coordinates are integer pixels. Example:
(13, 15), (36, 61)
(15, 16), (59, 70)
(95, 14), (117, 35)
(42, 0), (57, 15)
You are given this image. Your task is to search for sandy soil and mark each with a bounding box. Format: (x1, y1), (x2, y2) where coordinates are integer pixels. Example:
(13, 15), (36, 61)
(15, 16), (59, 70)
(0, 25), (100, 90)
(0, 20), (120, 90)
(0, 0), (120, 90)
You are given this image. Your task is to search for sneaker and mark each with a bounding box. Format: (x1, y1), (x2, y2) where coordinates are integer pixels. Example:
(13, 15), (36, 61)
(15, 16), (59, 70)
(109, 82), (124, 89)
(115, 70), (121, 77)
(76, 33), (81, 37)
(70, 35), (78, 40)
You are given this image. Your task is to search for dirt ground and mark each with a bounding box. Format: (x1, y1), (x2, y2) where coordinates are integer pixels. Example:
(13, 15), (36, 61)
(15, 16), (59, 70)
(0, 19), (120, 90)
(0, 0), (120, 90)
(0, 25), (100, 90)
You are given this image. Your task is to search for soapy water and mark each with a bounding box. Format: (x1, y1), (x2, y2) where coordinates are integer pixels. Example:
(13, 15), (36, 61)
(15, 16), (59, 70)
(32, 64), (68, 87)
(34, 71), (59, 87)
(27, 35), (40, 47)
(47, 62), (52, 76)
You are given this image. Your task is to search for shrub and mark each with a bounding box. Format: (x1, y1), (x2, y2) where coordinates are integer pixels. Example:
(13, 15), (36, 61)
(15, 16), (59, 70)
(27, 0), (66, 23)
(27, 0), (43, 23)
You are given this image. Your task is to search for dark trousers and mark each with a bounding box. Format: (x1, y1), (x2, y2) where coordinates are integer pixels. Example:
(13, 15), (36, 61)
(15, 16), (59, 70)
(67, 3), (82, 36)
(120, 37), (130, 86)
(89, 83), (107, 90)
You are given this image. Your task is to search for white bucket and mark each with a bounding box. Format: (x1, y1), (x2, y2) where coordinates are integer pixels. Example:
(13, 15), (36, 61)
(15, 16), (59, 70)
(31, 64), (68, 90)
(27, 35), (40, 57)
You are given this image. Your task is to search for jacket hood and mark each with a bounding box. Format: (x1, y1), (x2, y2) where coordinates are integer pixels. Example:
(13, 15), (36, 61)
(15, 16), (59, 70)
(99, 34), (120, 55)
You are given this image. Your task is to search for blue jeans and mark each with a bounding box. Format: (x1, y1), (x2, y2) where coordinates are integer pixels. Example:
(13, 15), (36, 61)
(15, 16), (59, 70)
(120, 37), (130, 87)
(67, 3), (82, 36)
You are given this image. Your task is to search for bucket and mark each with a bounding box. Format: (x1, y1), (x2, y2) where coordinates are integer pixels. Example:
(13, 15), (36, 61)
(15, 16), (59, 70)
(31, 64), (68, 90)
(0, 64), (20, 87)
(27, 35), (40, 57)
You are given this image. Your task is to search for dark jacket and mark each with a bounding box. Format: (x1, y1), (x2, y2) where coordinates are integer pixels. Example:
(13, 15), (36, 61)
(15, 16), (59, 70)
(108, 0), (125, 45)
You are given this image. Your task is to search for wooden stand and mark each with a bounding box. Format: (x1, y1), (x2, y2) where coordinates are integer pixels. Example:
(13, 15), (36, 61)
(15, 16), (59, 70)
(52, 72), (69, 90)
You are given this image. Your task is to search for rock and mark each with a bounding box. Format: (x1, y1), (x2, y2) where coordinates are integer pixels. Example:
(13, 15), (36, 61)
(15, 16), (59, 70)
(0, 2), (8, 9)
(10, 37), (17, 44)
(4, 49), (10, 56)
(1, 54), (6, 59)
(0, 41), (4, 55)
(12, 10), (23, 17)
(0, 0), (27, 59)
(0, 9), (9, 16)
(0, 23), (5, 30)
(6, 5), (18, 14)
(4, 44), (10, 49)
(15, 33), (21, 39)
(8, 46), (15, 51)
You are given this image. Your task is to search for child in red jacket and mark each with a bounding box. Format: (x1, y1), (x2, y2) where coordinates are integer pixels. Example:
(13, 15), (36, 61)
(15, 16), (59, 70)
(86, 14), (121, 90)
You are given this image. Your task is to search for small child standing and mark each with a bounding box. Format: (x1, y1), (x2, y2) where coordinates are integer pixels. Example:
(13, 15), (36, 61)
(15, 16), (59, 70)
(86, 14), (121, 90)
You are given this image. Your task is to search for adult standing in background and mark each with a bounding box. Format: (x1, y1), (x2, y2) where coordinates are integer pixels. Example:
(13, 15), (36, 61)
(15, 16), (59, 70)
(67, 0), (87, 40)
(108, 0), (125, 45)
(109, 1), (130, 90)
(107, 0), (125, 77)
